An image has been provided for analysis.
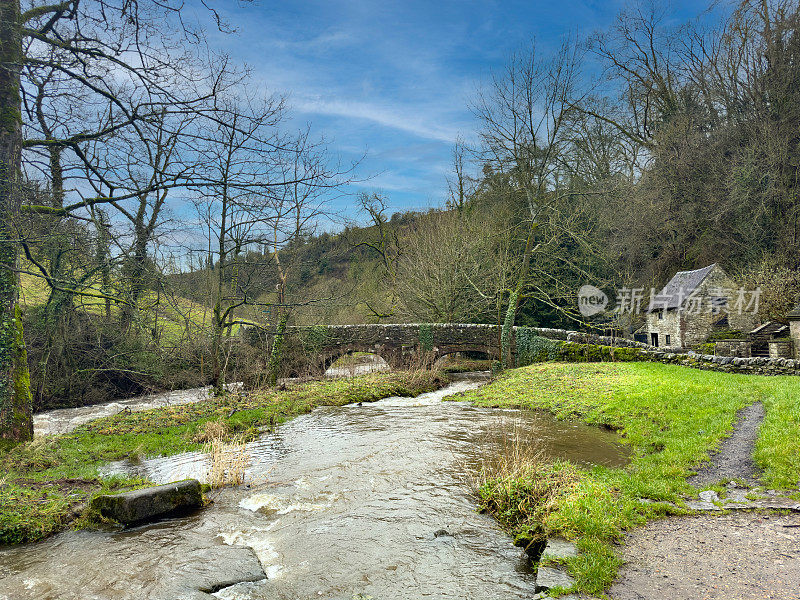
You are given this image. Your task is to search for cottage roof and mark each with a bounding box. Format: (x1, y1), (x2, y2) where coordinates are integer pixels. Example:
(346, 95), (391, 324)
(787, 304), (800, 320)
(650, 264), (718, 310)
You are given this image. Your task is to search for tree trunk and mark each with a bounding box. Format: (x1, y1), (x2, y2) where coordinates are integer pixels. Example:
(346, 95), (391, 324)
(0, 0), (33, 442)
(267, 312), (288, 386)
(120, 225), (149, 328)
(499, 222), (537, 369)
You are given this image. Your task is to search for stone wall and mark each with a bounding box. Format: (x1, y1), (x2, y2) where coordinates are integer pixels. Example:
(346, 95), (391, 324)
(521, 338), (800, 376)
(649, 351), (800, 375)
(769, 340), (795, 359)
(520, 327), (649, 348)
(791, 321), (800, 359)
(681, 308), (715, 349)
(715, 340), (752, 358)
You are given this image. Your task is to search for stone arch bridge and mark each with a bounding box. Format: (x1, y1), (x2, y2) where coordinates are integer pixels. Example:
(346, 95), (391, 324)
(276, 323), (644, 371)
(288, 323), (502, 370)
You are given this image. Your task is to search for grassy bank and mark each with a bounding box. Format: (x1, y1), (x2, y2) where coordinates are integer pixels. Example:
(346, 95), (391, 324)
(0, 370), (446, 546)
(439, 357), (494, 373)
(462, 362), (800, 595)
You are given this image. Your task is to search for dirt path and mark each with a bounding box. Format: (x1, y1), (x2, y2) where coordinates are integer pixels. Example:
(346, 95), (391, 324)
(609, 401), (800, 599)
(609, 511), (800, 600)
(689, 402), (764, 487)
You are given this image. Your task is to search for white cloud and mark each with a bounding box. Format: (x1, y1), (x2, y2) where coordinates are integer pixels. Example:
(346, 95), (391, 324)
(292, 96), (462, 143)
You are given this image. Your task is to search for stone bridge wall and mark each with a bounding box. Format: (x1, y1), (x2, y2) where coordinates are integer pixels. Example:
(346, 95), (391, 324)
(290, 323), (503, 368)
(283, 323), (650, 370)
(270, 322), (798, 375)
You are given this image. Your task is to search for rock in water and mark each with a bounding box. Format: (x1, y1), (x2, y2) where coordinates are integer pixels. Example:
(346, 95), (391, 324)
(92, 479), (203, 525)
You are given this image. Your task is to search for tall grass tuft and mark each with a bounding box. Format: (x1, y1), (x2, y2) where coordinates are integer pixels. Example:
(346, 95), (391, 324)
(469, 419), (581, 555)
(204, 434), (249, 488)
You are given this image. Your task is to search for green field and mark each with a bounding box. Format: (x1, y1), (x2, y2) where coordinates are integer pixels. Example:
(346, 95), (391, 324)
(462, 362), (800, 595)
(19, 271), (259, 344)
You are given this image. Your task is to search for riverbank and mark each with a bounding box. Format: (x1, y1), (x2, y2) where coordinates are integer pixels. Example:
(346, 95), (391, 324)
(0, 370), (446, 546)
(460, 362), (800, 596)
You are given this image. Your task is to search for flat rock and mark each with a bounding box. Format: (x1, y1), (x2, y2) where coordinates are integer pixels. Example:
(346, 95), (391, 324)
(536, 566), (576, 590)
(541, 537), (578, 560)
(685, 500), (720, 511)
(91, 479), (203, 525)
(698, 490), (719, 503)
(749, 498), (800, 511)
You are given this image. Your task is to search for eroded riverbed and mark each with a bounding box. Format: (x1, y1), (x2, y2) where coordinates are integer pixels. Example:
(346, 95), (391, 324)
(1, 374), (627, 600)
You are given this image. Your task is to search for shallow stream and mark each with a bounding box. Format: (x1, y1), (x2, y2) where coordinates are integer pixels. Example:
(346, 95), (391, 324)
(2, 373), (627, 600)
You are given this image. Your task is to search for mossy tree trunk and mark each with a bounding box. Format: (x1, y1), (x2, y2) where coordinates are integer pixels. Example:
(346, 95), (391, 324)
(266, 312), (288, 386)
(499, 222), (536, 369)
(0, 0), (33, 442)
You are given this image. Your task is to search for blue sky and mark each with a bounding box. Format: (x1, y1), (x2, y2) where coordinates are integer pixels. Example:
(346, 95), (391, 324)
(201, 0), (708, 222)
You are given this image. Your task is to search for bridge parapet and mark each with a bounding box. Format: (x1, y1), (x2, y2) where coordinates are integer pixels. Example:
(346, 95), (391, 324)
(266, 323), (650, 373)
(288, 323), (502, 369)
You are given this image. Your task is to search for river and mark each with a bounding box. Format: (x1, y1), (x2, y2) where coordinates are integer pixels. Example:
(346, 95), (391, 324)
(1, 373), (627, 600)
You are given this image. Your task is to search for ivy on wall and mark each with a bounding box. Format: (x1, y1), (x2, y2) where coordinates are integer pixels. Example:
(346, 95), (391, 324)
(515, 328), (563, 366)
(301, 325), (329, 353)
(418, 323), (434, 352)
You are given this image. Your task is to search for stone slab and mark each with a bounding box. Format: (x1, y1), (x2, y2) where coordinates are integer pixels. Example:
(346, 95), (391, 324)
(91, 479), (203, 525)
(541, 537), (578, 560)
(685, 500), (720, 511)
(536, 566), (576, 590)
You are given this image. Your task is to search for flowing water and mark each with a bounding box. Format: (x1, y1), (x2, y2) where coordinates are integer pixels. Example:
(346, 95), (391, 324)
(33, 385), (242, 437)
(2, 374), (628, 600)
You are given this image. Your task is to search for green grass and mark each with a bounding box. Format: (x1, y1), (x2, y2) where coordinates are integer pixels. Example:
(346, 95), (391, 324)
(0, 370), (446, 545)
(464, 361), (800, 596)
(755, 383), (800, 488)
(439, 357), (493, 373)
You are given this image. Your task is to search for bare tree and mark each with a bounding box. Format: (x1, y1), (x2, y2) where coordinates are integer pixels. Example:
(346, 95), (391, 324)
(396, 209), (510, 323)
(473, 38), (585, 365)
(445, 137), (476, 212)
(0, 0), (241, 441)
(348, 192), (403, 322)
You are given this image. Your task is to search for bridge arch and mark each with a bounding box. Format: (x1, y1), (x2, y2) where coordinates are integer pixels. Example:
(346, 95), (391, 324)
(286, 323), (504, 372)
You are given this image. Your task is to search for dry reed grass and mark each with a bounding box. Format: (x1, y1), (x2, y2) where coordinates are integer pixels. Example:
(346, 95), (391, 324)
(192, 420), (230, 443)
(467, 417), (546, 491)
(204, 434), (249, 488)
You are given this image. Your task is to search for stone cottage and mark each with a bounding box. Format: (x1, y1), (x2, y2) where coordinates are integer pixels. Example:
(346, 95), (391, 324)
(788, 304), (800, 358)
(641, 264), (758, 349)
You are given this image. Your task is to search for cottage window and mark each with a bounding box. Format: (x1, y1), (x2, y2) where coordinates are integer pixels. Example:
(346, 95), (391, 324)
(665, 334), (671, 346)
(658, 311), (664, 320)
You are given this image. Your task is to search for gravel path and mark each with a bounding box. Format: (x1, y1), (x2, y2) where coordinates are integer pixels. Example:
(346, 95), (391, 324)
(689, 402), (764, 487)
(609, 512), (800, 600)
(608, 400), (800, 599)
